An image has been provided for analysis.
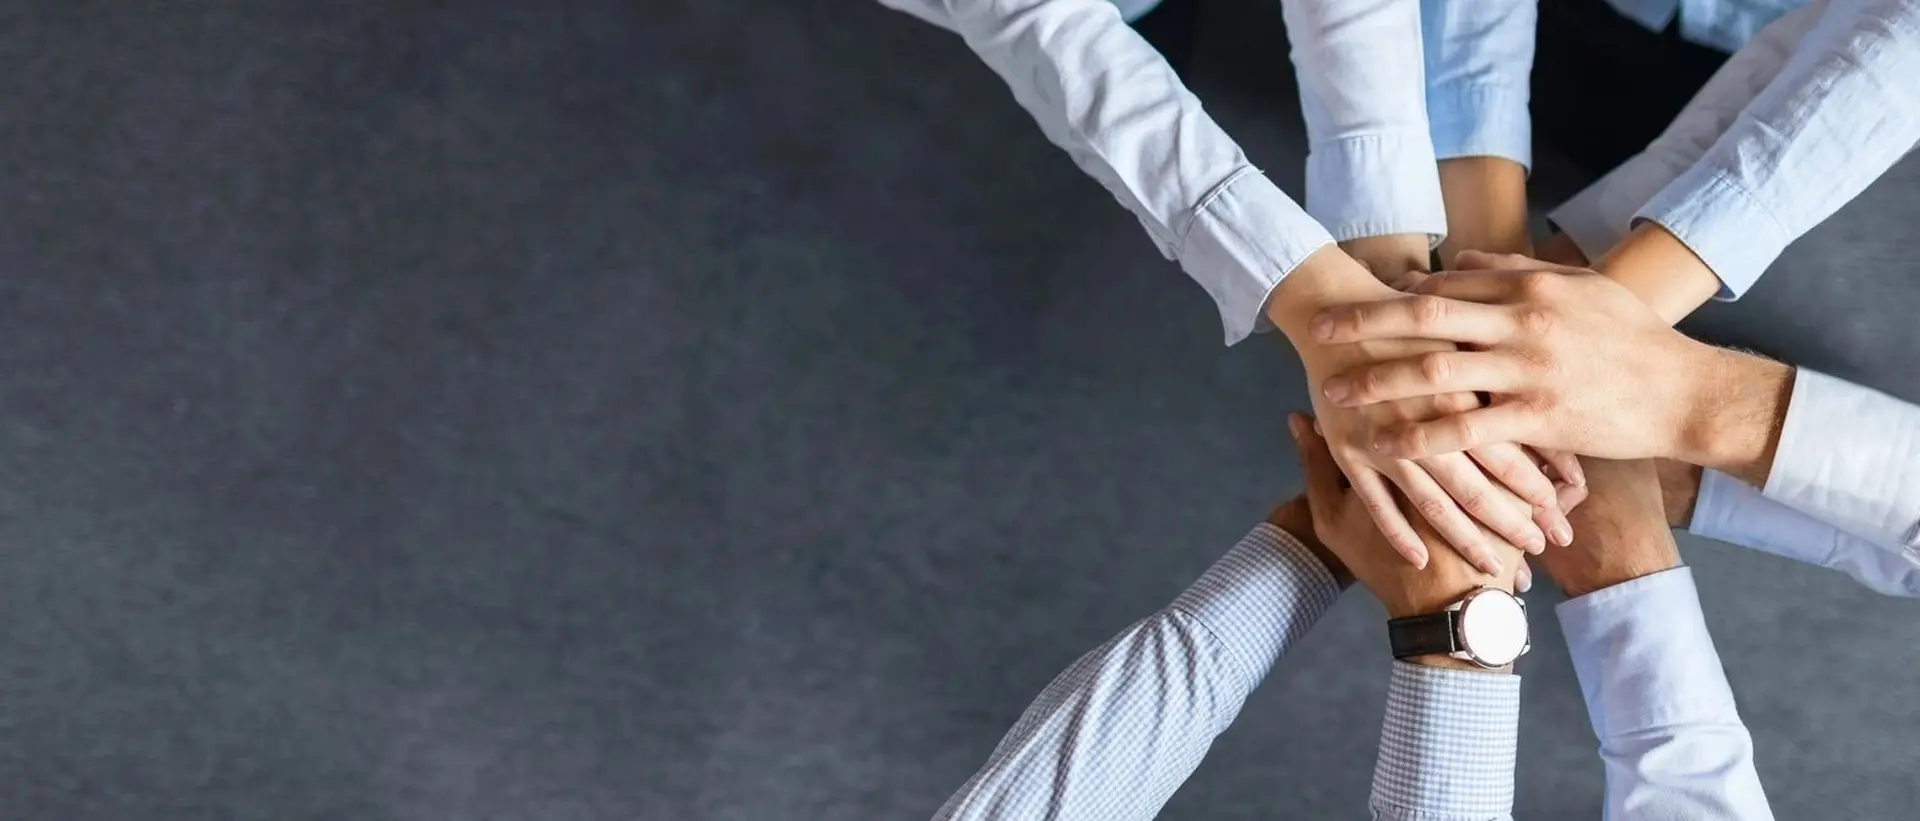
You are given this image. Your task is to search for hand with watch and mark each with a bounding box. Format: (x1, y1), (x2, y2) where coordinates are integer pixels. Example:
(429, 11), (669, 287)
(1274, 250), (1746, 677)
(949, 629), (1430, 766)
(1292, 414), (1576, 671)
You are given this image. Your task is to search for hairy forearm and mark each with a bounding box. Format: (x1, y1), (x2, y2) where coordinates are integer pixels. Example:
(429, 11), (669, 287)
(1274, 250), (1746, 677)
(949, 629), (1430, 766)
(1595, 223), (1724, 325)
(1437, 157), (1531, 264)
(1674, 346), (1794, 486)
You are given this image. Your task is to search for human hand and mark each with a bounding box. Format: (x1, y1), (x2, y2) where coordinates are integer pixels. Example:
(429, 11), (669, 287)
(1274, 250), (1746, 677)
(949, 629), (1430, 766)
(1531, 457), (1680, 598)
(1289, 414), (1523, 616)
(1299, 334), (1571, 574)
(1269, 247), (1573, 575)
(1309, 252), (1707, 461)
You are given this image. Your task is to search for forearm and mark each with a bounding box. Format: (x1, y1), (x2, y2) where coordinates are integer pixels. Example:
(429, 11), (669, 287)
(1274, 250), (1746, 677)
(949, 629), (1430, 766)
(1594, 222), (1724, 324)
(934, 525), (1341, 820)
(1436, 157), (1531, 264)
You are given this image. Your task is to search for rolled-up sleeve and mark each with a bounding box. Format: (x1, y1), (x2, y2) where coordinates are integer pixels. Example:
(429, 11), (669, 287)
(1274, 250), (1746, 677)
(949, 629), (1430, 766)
(1421, 0), (1536, 169)
(1546, 0), (1820, 266)
(1282, 0), (1448, 244)
(1632, 0), (1920, 298)
(879, 0), (1335, 343)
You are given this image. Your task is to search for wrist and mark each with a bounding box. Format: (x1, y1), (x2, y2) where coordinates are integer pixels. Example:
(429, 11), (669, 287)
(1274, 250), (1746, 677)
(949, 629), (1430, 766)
(1596, 222), (1721, 325)
(1675, 348), (1794, 485)
(1265, 246), (1402, 344)
(1554, 533), (1682, 598)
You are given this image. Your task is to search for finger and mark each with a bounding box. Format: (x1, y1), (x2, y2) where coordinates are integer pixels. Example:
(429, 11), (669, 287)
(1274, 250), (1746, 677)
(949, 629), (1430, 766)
(1291, 414), (1345, 525)
(1389, 461), (1502, 575)
(1350, 468), (1428, 569)
(1557, 481), (1590, 514)
(1515, 559), (1534, 593)
(1422, 452), (1544, 557)
(1451, 250), (1592, 276)
(1322, 351), (1532, 407)
(1310, 294), (1514, 345)
(1537, 448), (1587, 489)
(1405, 269), (1532, 301)
(1467, 442), (1567, 550)
(1373, 403), (1546, 460)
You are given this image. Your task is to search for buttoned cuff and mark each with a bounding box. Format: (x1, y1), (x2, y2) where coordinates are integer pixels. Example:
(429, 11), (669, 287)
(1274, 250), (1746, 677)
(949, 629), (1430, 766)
(1170, 524), (1343, 695)
(1546, 150), (1684, 263)
(1177, 169), (1337, 345)
(1764, 368), (1920, 553)
(1635, 163), (1795, 300)
(1426, 84), (1531, 171)
(1370, 662), (1519, 819)
(1558, 568), (1739, 739)
(1303, 129), (1447, 245)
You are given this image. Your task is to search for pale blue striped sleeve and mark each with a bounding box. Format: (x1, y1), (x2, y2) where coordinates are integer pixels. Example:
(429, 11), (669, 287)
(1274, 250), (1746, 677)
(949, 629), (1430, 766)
(1370, 663), (1519, 821)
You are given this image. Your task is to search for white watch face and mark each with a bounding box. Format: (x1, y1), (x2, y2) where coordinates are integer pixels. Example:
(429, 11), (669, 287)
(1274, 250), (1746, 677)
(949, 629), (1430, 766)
(1458, 590), (1528, 666)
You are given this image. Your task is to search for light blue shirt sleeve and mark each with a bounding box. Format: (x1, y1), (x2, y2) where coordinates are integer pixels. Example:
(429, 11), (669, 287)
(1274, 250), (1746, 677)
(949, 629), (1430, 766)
(1421, 0), (1535, 169)
(1558, 568), (1776, 821)
(1281, 0), (1448, 243)
(1632, 0), (1920, 298)
(878, 0), (1337, 344)
(933, 524), (1521, 820)
(1761, 369), (1920, 554)
(1547, 0), (1822, 265)
(1690, 467), (1920, 597)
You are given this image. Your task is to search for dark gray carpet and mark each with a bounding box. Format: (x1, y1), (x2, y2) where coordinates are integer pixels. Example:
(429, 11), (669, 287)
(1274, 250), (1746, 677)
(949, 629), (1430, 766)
(1, 1), (1916, 818)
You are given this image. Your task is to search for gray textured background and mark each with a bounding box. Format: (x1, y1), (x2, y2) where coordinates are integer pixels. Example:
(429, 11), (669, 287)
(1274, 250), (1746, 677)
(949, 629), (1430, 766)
(1, 1), (1917, 818)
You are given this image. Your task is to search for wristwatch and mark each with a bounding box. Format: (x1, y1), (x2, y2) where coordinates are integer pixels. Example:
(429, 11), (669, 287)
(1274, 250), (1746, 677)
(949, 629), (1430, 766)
(1387, 587), (1531, 669)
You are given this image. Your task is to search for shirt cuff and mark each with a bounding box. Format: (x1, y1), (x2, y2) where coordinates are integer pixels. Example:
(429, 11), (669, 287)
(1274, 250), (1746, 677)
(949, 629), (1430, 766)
(1557, 568), (1739, 739)
(1634, 163), (1796, 300)
(1692, 467), (1920, 598)
(1545, 150), (1684, 263)
(1426, 84), (1532, 171)
(1177, 169), (1337, 345)
(1302, 129), (1447, 245)
(1168, 523), (1343, 695)
(1370, 662), (1520, 819)
(1763, 368), (1920, 553)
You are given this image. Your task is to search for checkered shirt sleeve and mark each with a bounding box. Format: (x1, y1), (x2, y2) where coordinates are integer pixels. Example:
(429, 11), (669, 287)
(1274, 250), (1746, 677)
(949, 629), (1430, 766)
(932, 524), (1342, 820)
(1370, 662), (1520, 820)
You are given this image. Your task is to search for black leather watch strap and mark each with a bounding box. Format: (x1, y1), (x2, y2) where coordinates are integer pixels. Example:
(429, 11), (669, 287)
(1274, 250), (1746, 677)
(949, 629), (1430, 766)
(1387, 612), (1458, 659)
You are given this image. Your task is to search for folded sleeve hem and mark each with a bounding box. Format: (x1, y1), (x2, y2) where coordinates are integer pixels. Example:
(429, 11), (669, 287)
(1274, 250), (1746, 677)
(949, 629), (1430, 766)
(1426, 84), (1532, 171)
(1177, 169), (1336, 345)
(1634, 164), (1795, 300)
(1304, 130), (1447, 245)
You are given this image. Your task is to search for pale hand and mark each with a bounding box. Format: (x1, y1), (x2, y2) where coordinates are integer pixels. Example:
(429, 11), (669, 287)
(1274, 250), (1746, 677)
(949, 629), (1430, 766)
(1310, 252), (1701, 461)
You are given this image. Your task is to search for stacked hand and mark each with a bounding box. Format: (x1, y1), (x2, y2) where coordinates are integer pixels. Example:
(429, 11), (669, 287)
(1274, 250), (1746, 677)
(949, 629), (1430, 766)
(1307, 252), (1708, 462)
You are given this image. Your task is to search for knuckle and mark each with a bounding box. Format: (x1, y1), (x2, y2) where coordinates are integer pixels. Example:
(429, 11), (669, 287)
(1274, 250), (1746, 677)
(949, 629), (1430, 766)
(1419, 352), (1452, 384)
(1415, 498), (1450, 522)
(1412, 295), (1447, 328)
(1518, 271), (1557, 295)
(1517, 307), (1555, 336)
(1457, 489), (1491, 516)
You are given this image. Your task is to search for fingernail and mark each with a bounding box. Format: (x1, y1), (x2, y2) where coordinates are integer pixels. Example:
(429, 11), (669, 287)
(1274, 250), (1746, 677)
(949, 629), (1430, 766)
(1484, 556), (1504, 575)
(1322, 379), (1351, 403)
(1310, 314), (1334, 341)
(1526, 531), (1547, 554)
(1516, 567), (1533, 593)
(1287, 415), (1303, 440)
(1551, 523), (1573, 546)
